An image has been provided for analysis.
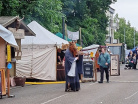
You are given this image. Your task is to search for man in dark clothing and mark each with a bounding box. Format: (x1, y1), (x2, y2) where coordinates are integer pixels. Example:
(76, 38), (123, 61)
(98, 48), (110, 83)
(133, 48), (138, 69)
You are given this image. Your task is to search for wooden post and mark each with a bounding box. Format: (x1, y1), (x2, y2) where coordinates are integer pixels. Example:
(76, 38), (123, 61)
(65, 24), (68, 40)
(6, 44), (15, 98)
(94, 57), (97, 81)
(79, 27), (82, 46)
(7, 69), (10, 97)
(56, 46), (57, 81)
(7, 44), (11, 97)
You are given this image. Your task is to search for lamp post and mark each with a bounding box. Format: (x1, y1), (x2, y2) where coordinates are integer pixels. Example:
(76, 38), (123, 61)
(134, 29), (135, 48)
(62, 17), (65, 39)
(124, 28), (125, 44)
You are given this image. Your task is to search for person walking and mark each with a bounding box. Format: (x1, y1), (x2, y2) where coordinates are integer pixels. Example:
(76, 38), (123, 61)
(98, 48), (110, 83)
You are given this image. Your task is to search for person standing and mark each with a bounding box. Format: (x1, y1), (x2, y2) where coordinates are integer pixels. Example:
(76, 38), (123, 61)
(65, 42), (83, 92)
(98, 48), (110, 83)
(133, 48), (138, 69)
(133, 53), (137, 69)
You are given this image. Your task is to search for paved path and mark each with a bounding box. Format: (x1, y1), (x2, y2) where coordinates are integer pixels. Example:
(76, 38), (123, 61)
(1, 65), (138, 104)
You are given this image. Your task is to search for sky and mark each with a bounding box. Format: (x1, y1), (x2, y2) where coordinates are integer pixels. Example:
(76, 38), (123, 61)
(111, 0), (138, 30)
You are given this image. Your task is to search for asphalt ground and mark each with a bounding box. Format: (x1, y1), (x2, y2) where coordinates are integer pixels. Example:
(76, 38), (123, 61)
(1, 64), (138, 104)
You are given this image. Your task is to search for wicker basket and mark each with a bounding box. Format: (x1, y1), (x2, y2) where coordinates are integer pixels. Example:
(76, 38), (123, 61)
(14, 77), (26, 87)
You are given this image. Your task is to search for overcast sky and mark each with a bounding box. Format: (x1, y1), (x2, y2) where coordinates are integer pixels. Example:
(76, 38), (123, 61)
(111, 0), (138, 30)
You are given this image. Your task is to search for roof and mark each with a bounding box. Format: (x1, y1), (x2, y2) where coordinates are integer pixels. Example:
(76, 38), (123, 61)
(0, 16), (36, 36)
(0, 24), (18, 48)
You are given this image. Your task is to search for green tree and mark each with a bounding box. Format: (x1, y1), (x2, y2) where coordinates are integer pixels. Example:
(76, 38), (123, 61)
(114, 14), (138, 49)
(0, 0), (64, 33)
(61, 0), (116, 46)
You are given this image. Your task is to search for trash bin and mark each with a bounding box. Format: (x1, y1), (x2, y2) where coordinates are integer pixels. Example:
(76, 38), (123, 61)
(83, 61), (93, 78)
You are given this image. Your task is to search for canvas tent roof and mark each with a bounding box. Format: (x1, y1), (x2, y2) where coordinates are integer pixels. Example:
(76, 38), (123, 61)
(0, 24), (18, 48)
(21, 21), (68, 46)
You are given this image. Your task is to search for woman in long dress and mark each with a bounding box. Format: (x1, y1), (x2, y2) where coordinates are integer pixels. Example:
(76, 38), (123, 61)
(65, 42), (82, 92)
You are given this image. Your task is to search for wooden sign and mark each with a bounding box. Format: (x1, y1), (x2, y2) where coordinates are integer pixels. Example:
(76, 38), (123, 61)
(8, 28), (25, 39)
(110, 55), (120, 76)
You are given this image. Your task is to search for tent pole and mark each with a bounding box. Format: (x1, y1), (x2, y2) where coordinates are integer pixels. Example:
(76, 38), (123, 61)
(56, 46), (57, 81)
(65, 24), (67, 40)
(94, 57), (97, 81)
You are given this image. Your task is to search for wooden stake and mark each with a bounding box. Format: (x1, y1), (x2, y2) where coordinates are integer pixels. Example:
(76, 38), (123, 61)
(65, 24), (68, 40)
(94, 57), (97, 81)
(7, 68), (10, 97)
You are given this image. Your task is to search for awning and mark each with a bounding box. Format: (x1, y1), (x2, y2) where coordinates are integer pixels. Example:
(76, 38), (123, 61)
(0, 24), (18, 48)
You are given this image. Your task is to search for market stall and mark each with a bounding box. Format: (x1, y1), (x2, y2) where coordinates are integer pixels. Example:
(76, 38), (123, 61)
(82, 45), (106, 81)
(0, 16), (35, 80)
(16, 21), (69, 81)
(0, 24), (18, 98)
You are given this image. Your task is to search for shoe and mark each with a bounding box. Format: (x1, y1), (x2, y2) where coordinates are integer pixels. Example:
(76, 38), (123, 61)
(107, 80), (109, 83)
(98, 81), (103, 83)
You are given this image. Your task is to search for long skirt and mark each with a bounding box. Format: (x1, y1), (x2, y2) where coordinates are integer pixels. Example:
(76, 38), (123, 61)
(65, 67), (80, 92)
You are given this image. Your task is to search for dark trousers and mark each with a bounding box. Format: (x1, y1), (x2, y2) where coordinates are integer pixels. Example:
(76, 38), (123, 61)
(133, 64), (136, 69)
(100, 66), (109, 82)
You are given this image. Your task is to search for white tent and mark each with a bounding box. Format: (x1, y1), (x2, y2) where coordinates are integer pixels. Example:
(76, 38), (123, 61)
(21, 21), (68, 46)
(0, 24), (18, 48)
(16, 21), (68, 80)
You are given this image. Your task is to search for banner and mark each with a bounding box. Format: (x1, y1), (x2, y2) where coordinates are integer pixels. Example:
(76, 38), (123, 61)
(67, 30), (79, 40)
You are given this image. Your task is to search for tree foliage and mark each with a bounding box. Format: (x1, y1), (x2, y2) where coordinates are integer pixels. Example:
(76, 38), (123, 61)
(0, 0), (63, 33)
(61, 0), (116, 46)
(114, 14), (138, 49)
(0, 0), (117, 46)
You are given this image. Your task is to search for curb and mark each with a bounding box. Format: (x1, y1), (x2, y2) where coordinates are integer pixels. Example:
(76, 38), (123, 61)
(25, 81), (66, 85)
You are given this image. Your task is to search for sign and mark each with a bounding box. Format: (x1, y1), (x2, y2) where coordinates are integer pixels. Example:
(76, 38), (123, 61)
(8, 28), (25, 39)
(83, 61), (93, 78)
(0, 71), (2, 96)
(7, 45), (11, 62)
(110, 55), (120, 76)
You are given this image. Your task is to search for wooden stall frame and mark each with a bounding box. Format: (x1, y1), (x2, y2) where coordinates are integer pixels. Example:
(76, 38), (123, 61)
(94, 57), (97, 82)
(7, 44), (15, 98)
(0, 68), (6, 96)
